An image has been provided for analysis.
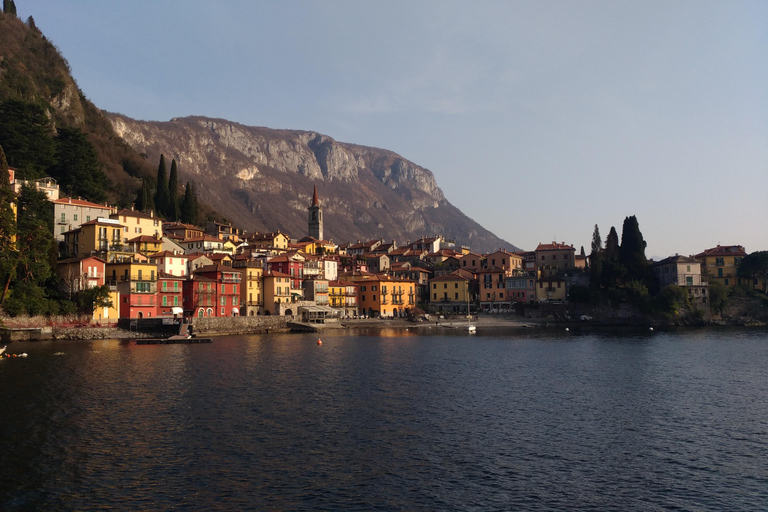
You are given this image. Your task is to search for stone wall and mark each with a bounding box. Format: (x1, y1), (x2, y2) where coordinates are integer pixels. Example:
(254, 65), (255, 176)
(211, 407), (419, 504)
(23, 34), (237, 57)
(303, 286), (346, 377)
(191, 316), (289, 335)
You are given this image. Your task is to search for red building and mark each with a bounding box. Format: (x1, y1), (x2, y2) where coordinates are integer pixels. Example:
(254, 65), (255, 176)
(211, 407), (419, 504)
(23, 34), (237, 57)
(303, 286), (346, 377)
(267, 254), (305, 291)
(184, 264), (242, 317)
(157, 272), (184, 317)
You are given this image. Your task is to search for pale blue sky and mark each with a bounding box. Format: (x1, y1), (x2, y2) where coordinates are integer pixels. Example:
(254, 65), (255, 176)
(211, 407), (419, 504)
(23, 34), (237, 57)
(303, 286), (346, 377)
(21, 1), (768, 257)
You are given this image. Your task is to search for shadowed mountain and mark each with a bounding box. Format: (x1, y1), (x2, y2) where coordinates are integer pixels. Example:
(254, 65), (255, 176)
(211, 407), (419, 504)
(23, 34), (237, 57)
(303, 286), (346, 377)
(108, 114), (519, 253)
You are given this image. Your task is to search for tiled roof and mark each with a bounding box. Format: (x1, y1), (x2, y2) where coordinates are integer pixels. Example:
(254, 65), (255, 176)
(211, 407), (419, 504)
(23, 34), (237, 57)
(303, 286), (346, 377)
(694, 245), (746, 258)
(54, 197), (114, 208)
(149, 251), (188, 259)
(535, 242), (575, 251)
(127, 235), (161, 243)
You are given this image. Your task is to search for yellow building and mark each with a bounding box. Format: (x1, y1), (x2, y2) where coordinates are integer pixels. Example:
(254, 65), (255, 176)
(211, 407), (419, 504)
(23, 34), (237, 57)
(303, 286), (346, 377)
(62, 218), (129, 261)
(111, 208), (163, 243)
(127, 235), (162, 256)
(344, 273), (416, 317)
(329, 280), (358, 317)
(694, 245), (746, 288)
(535, 242), (576, 273)
(484, 249), (522, 271)
(262, 271), (293, 315)
(535, 276), (567, 302)
(234, 262), (263, 316)
(246, 231), (290, 251)
(429, 269), (474, 314)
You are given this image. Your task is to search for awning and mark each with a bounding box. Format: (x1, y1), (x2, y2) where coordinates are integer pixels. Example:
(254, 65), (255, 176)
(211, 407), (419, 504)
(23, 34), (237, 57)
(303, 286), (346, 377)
(231, 307), (239, 314)
(171, 307), (184, 315)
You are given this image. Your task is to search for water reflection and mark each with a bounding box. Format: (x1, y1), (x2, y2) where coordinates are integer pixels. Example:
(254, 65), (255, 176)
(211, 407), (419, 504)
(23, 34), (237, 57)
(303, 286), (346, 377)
(1, 330), (767, 510)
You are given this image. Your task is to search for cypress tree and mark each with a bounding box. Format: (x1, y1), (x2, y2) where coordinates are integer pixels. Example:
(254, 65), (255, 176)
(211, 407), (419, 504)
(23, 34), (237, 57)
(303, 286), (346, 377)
(180, 181), (194, 224)
(601, 226), (624, 288)
(153, 154), (170, 218)
(589, 225), (602, 286)
(135, 178), (154, 212)
(168, 158), (179, 221)
(619, 215), (648, 277)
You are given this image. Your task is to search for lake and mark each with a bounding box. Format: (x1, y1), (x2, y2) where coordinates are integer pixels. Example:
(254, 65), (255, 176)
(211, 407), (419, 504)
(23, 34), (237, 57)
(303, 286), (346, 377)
(1, 327), (767, 510)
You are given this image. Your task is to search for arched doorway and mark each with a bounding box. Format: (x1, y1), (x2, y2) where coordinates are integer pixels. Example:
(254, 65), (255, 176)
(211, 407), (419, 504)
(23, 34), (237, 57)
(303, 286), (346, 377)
(138, 312), (143, 319)
(198, 309), (204, 318)
(285, 309), (293, 316)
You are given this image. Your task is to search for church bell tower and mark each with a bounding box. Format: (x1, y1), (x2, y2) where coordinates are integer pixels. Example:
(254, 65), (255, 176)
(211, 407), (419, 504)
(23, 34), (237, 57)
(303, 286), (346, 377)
(308, 185), (323, 240)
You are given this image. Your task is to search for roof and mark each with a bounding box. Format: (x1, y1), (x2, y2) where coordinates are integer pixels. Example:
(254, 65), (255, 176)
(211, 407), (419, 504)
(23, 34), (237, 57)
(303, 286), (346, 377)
(158, 271), (184, 279)
(149, 251), (188, 259)
(430, 271), (472, 282)
(112, 209), (159, 220)
(77, 218), (125, 228)
(312, 185), (319, 206)
(54, 197), (114, 209)
(127, 235), (161, 243)
(263, 271), (293, 278)
(536, 242), (575, 251)
(194, 264), (240, 274)
(182, 235), (223, 243)
(653, 255), (700, 266)
(694, 245), (746, 258)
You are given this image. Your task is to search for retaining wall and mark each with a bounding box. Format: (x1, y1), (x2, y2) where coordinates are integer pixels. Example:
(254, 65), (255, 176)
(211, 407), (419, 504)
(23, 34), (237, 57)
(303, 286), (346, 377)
(191, 316), (289, 335)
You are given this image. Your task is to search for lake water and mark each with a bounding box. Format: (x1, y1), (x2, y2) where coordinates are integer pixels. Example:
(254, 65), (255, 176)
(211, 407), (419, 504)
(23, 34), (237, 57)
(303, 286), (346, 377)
(1, 327), (767, 511)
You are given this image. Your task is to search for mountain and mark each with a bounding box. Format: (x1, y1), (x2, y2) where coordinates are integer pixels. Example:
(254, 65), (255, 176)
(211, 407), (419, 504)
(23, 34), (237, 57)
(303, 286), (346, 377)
(0, 9), (518, 253)
(0, 10), (155, 201)
(108, 114), (519, 253)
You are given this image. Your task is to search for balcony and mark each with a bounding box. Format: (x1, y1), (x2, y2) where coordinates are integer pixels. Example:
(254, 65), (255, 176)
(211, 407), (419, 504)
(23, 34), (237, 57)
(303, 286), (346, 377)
(222, 275), (242, 283)
(120, 274), (158, 282)
(84, 272), (104, 280)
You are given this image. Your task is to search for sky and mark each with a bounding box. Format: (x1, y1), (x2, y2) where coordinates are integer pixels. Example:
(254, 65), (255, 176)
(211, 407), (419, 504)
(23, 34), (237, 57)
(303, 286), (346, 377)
(19, 1), (768, 258)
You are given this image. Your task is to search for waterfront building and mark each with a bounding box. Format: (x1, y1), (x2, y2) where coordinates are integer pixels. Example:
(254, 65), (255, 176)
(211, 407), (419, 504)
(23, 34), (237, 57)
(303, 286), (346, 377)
(506, 272), (537, 304)
(262, 271), (295, 315)
(107, 260), (159, 319)
(157, 272), (184, 317)
(328, 280), (359, 317)
(429, 269), (474, 314)
(651, 255), (709, 305)
(478, 266), (510, 311)
(343, 273), (416, 318)
(192, 264), (242, 317)
(535, 242), (576, 274)
(232, 260), (263, 316)
(694, 245), (746, 288)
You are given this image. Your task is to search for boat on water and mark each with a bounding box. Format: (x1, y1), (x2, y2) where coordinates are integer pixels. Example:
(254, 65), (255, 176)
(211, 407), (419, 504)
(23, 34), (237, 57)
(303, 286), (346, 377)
(0, 346), (5, 356)
(465, 316), (476, 333)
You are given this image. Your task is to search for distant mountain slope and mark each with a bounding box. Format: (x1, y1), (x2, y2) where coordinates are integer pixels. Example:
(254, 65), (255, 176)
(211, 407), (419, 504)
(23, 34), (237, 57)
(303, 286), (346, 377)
(108, 114), (519, 253)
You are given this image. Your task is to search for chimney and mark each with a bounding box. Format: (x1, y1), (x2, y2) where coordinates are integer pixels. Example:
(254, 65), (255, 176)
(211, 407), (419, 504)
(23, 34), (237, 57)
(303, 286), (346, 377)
(68, 197), (71, 204)
(150, 210), (154, 218)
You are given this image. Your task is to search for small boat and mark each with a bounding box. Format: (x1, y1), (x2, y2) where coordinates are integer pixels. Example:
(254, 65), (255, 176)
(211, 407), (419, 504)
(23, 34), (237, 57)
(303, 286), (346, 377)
(0, 346), (5, 356)
(465, 322), (477, 334)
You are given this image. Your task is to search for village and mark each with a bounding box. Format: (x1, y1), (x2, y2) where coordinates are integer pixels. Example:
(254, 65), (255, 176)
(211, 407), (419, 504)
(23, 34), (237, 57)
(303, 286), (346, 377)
(7, 171), (761, 326)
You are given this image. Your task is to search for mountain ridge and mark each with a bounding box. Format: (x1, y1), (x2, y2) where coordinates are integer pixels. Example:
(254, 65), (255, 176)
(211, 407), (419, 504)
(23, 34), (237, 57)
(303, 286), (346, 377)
(108, 113), (520, 253)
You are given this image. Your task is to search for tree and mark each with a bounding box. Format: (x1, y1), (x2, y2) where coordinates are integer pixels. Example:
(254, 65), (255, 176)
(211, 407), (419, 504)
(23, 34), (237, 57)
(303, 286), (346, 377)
(135, 177), (154, 212)
(601, 226), (624, 288)
(0, 145), (18, 305)
(739, 251), (768, 294)
(708, 281), (729, 316)
(77, 284), (113, 316)
(167, 158), (180, 221)
(49, 126), (108, 202)
(153, 154), (170, 218)
(619, 215), (648, 278)
(0, 99), (56, 179)
(3, 0), (17, 15)
(589, 224), (602, 287)
(180, 181), (198, 225)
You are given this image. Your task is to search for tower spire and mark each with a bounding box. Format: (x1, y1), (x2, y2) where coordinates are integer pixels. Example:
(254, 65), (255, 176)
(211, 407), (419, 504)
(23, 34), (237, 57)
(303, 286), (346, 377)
(312, 184), (319, 206)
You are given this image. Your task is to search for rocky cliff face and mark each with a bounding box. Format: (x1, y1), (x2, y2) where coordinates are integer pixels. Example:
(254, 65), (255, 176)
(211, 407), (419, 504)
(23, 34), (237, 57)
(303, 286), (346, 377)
(108, 114), (517, 253)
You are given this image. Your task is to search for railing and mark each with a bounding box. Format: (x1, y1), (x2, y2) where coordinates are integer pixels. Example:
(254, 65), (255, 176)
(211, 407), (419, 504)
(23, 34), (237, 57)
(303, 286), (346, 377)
(222, 275), (241, 283)
(120, 275), (158, 282)
(84, 272), (104, 279)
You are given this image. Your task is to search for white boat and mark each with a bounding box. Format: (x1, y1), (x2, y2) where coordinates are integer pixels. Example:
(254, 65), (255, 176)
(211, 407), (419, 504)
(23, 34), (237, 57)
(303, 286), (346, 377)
(0, 346), (5, 356)
(465, 322), (476, 333)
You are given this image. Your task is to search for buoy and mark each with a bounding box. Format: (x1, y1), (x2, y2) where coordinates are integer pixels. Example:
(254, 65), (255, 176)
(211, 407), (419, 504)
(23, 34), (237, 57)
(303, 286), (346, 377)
(317, 339), (322, 346)
(565, 327), (569, 331)
(649, 327), (654, 331)
(20, 353), (28, 357)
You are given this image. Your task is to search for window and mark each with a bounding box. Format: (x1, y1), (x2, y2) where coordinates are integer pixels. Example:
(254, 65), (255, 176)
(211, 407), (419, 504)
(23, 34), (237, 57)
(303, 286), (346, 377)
(444, 283), (447, 289)
(174, 296), (178, 306)
(221, 284), (225, 293)
(718, 268), (723, 277)
(163, 281), (167, 291)
(73, 214), (78, 221)
(60, 213), (66, 222)
(221, 297), (226, 306)
(455, 293), (459, 300)
(163, 296), (167, 306)
(174, 282), (178, 291)
(233, 284), (237, 294)
(455, 283), (458, 288)
(221, 307), (225, 315)
(433, 293), (437, 300)
(715, 257), (725, 266)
